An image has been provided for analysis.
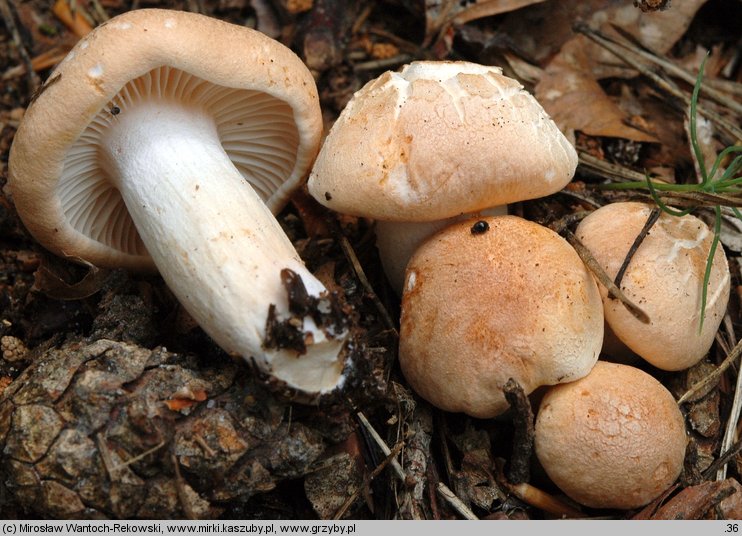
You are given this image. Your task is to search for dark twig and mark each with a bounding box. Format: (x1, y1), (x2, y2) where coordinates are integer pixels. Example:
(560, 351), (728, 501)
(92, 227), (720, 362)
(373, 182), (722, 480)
(702, 437), (742, 480)
(565, 230), (650, 324)
(357, 411), (407, 482)
(579, 151), (650, 183)
(332, 439), (405, 520)
(614, 208), (660, 289)
(0, 0), (40, 91)
(331, 219), (398, 336)
(503, 378), (534, 485)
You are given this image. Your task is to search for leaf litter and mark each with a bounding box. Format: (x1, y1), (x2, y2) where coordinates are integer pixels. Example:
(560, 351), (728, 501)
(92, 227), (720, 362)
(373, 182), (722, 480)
(0, 0), (741, 521)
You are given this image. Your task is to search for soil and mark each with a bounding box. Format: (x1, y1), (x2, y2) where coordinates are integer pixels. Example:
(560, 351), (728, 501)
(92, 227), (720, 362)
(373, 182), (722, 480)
(1, 0), (741, 521)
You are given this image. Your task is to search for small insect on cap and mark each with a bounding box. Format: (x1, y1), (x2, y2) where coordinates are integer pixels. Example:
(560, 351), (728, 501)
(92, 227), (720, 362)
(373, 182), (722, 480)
(308, 60), (578, 222)
(399, 215), (604, 418)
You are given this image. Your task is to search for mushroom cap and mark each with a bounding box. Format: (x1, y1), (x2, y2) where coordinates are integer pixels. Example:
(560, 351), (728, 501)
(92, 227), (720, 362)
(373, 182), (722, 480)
(534, 361), (687, 510)
(399, 215), (603, 418)
(8, 8), (322, 270)
(307, 61), (577, 222)
(576, 202), (730, 371)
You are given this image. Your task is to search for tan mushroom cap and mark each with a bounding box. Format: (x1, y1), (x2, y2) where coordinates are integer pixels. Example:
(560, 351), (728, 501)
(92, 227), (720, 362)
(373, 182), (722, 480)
(399, 215), (603, 418)
(307, 61), (577, 221)
(9, 8), (321, 270)
(576, 202), (730, 371)
(535, 361), (687, 510)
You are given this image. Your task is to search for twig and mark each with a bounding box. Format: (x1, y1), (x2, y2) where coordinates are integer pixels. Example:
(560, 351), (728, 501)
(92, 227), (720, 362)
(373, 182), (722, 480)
(717, 343), (742, 481)
(52, 0), (93, 37)
(2, 46), (70, 80)
(678, 338), (742, 405)
(579, 151), (650, 183)
(112, 440), (166, 470)
(606, 24), (742, 114)
(89, 0), (109, 22)
(614, 208), (660, 289)
(565, 230), (650, 324)
(436, 482), (478, 520)
(0, 0), (40, 91)
(575, 23), (742, 143)
(507, 482), (583, 518)
(357, 411), (407, 482)
(503, 378), (534, 484)
(353, 54), (413, 72)
(193, 434), (217, 458)
(333, 222), (398, 336)
(703, 437), (742, 480)
(332, 439), (405, 520)
(171, 452), (197, 520)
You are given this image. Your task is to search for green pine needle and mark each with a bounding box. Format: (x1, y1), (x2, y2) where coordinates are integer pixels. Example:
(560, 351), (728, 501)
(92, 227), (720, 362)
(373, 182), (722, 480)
(597, 52), (741, 332)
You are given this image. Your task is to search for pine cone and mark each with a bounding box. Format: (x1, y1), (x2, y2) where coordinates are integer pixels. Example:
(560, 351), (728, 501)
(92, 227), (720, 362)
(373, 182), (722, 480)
(0, 339), (328, 519)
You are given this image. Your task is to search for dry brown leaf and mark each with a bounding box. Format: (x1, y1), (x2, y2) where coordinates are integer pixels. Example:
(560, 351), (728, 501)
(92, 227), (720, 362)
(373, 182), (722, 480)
(33, 258), (109, 300)
(650, 479), (737, 519)
(718, 479), (742, 520)
(52, 0), (94, 38)
(502, 0), (707, 69)
(536, 43), (658, 142)
(164, 390), (208, 412)
(515, 0), (707, 141)
(454, 0), (548, 25)
(424, 0), (547, 45)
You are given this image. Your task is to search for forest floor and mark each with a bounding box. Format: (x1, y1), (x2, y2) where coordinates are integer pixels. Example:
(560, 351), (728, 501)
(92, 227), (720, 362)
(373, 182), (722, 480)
(0, 0), (741, 521)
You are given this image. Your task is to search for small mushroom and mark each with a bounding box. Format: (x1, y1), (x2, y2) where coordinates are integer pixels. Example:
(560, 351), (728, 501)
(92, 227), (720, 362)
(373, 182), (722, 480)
(308, 61), (577, 292)
(8, 9), (348, 395)
(399, 215), (603, 418)
(534, 361), (687, 510)
(576, 202), (730, 371)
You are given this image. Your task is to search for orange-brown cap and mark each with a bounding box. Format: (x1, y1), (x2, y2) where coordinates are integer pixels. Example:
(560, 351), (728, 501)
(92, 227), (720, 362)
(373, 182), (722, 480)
(307, 61), (577, 222)
(535, 361), (687, 509)
(399, 215), (603, 418)
(576, 202), (730, 371)
(9, 8), (321, 270)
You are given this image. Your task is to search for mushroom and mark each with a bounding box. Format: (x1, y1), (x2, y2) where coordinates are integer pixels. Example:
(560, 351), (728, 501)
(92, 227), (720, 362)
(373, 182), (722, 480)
(576, 202), (730, 371)
(534, 361), (687, 510)
(307, 61), (578, 292)
(399, 215), (603, 418)
(8, 9), (348, 395)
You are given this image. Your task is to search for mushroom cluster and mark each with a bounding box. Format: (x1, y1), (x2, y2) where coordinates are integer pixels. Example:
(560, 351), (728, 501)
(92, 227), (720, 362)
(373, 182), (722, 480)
(7, 9), (709, 515)
(8, 9), (348, 395)
(305, 60), (702, 509)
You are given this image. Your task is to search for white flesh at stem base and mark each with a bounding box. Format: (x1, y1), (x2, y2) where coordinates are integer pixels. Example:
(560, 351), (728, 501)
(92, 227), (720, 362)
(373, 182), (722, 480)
(100, 100), (347, 394)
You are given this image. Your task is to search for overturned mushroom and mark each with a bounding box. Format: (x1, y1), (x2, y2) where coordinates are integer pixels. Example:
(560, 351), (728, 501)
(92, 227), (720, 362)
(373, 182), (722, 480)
(8, 9), (348, 395)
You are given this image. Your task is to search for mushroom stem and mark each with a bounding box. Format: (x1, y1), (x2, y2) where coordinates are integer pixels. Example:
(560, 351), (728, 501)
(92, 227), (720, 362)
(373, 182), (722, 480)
(100, 100), (347, 393)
